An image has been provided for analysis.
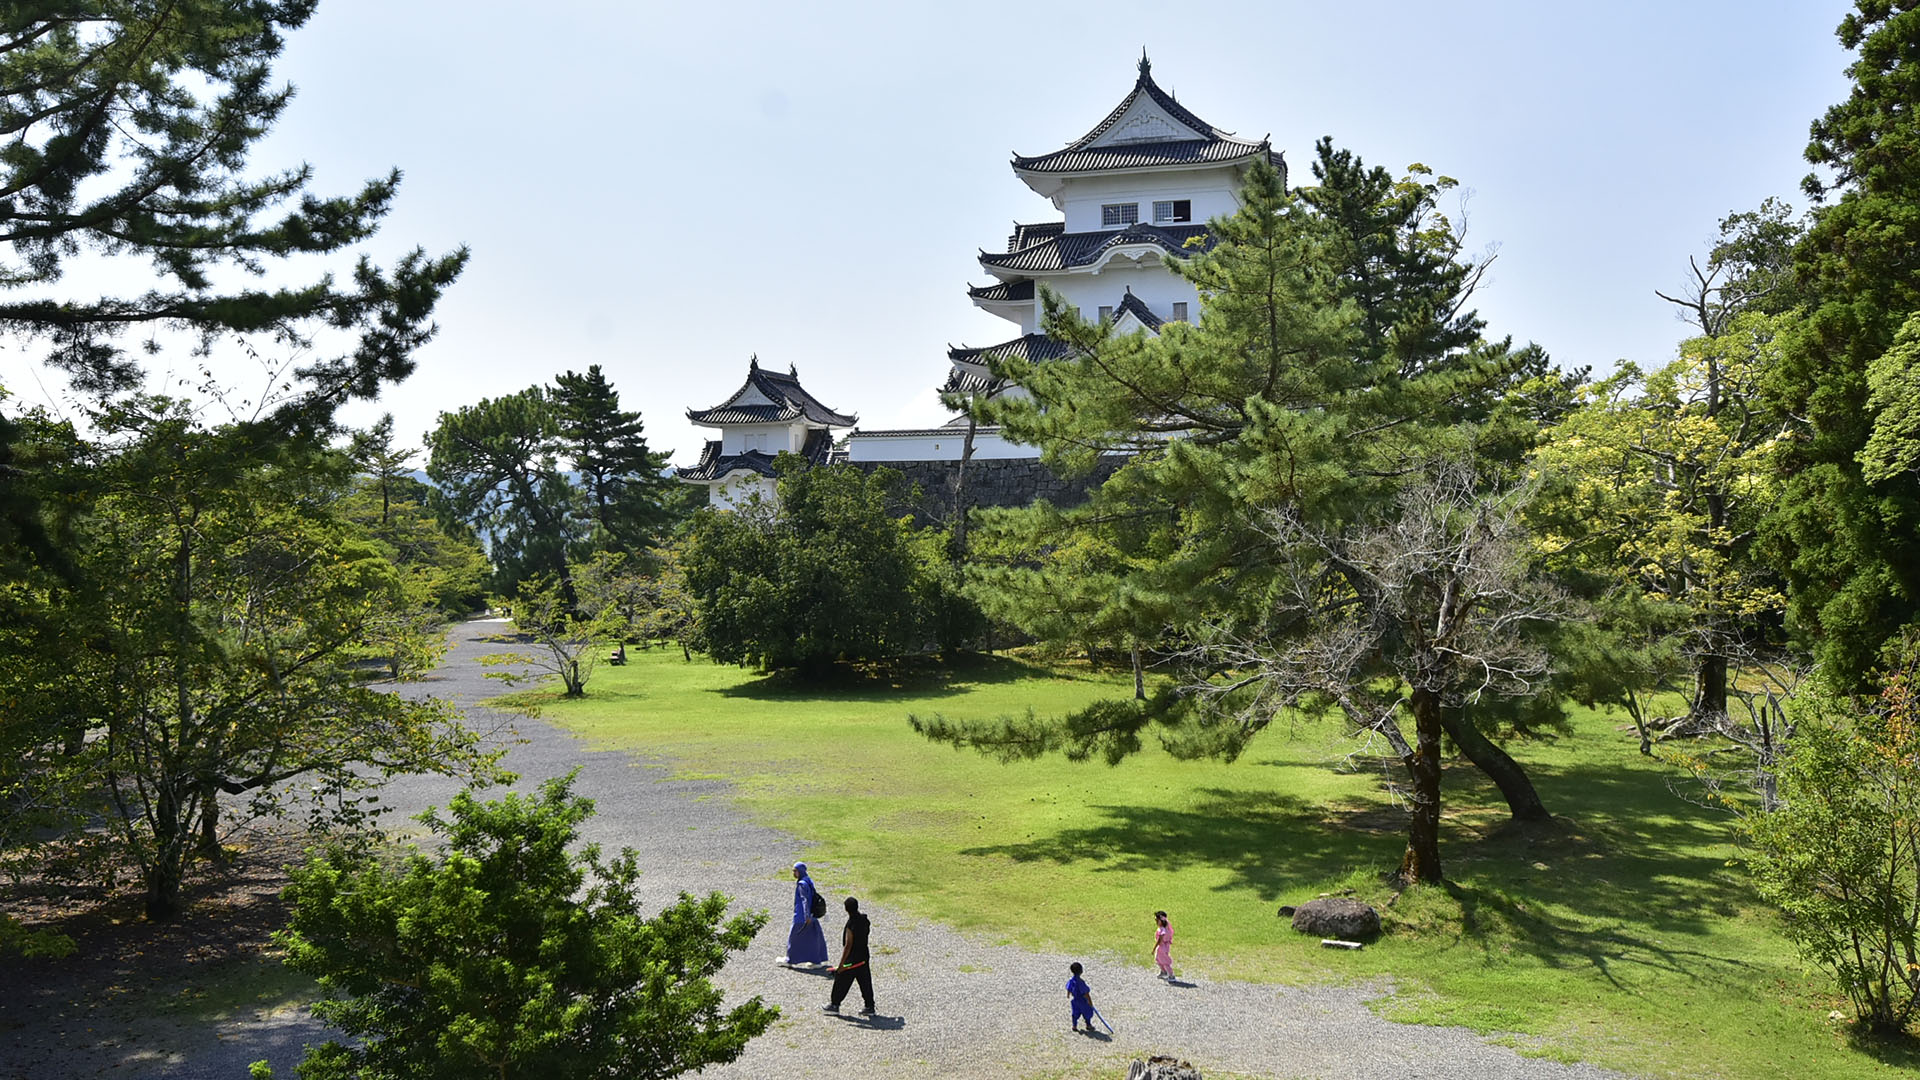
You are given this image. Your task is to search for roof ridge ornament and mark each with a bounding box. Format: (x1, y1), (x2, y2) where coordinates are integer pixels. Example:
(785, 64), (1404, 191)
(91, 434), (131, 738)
(749, 353), (759, 369)
(1138, 47), (1150, 81)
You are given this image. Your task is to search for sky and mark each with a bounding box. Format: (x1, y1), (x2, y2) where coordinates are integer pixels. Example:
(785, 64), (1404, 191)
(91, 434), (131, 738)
(1, 1), (1859, 465)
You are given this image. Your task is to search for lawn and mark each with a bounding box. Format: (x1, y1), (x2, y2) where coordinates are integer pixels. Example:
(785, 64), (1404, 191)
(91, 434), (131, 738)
(517, 646), (1915, 1080)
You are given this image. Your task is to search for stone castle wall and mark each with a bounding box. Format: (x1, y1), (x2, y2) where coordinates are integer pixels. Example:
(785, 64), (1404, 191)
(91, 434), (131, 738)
(850, 455), (1121, 527)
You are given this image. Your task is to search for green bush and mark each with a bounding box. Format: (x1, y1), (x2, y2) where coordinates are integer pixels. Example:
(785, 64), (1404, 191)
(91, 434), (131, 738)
(1741, 644), (1920, 1038)
(259, 775), (775, 1079)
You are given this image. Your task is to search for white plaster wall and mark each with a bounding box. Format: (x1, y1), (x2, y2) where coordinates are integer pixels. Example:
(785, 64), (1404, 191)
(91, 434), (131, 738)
(1059, 167), (1242, 232)
(844, 427), (1036, 462)
(1049, 265), (1196, 326)
(719, 422), (806, 455)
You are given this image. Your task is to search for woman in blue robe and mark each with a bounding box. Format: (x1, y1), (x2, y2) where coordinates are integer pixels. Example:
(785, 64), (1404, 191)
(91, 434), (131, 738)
(785, 862), (829, 965)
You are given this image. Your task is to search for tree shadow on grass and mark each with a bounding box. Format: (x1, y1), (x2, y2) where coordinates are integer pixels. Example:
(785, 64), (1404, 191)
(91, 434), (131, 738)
(959, 788), (1404, 902)
(1846, 1029), (1920, 1071)
(1407, 753), (1775, 993)
(710, 653), (1087, 704)
(961, 761), (1772, 996)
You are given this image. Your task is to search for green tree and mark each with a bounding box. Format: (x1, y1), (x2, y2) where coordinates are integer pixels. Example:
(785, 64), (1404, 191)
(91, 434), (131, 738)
(683, 460), (966, 678)
(264, 775), (777, 1080)
(1176, 464), (1562, 884)
(1532, 314), (1793, 744)
(1765, 1), (1920, 686)
(424, 387), (585, 598)
(0, 0), (465, 424)
(484, 574), (620, 698)
(18, 400), (499, 919)
(932, 153), (1561, 883)
(347, 415), (422, 529)
(1737, 640), (1920, 1037)
(636, 538), (701, 661)
(552, 364), (677, 551)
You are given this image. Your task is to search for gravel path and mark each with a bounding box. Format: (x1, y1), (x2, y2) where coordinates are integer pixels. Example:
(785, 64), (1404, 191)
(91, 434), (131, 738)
(113, 620), (1640, 1080)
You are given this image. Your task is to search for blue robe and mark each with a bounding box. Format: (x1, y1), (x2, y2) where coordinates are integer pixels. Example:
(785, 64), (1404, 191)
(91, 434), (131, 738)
(786, 875), (828, 964)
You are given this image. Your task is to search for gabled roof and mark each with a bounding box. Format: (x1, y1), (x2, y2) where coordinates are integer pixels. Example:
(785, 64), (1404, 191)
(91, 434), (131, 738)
(968, 279), (1035, 303)
(1012, 53), (1274, 176)
(978, 222), (1213, 273)
(1113, 290), (1163, 331)
(686, 357), (856, 428)
(1008, 221), (1065, 252)
(675, 428), (836, 482)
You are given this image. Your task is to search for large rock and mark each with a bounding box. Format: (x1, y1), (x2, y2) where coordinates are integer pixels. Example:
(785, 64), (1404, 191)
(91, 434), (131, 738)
(1124, 1056), (1201, 1080)
(1288, 897), (1381, 940)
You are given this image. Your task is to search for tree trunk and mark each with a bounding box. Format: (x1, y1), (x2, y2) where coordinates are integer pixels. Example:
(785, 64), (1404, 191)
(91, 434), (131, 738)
(1692, 652), (1729, 725)
(1132, 646), (1145, 701)
(145, 788), (186, 921)
(1441, 711), (1551, 822)
(1397, 688), (1445, 885)
(195, 786), (227, 865)
(951, 414), (978, 560)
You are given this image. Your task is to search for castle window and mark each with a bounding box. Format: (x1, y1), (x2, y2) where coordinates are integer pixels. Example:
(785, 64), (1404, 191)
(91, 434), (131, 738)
(1098, 305), (1115, 321)
(1101, 203), (1139, 227)
(1154, 199), (1192, 223)
(1172, 302), (1188, 322)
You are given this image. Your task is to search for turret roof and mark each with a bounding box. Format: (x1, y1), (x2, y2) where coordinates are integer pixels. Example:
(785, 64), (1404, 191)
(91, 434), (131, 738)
(686, 357), (856, 428)
(1012, 53), (1276, 176)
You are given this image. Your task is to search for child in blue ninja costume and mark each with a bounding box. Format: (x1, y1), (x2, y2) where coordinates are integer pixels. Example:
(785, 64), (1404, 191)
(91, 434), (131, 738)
(1067, 962), (1095, 1032)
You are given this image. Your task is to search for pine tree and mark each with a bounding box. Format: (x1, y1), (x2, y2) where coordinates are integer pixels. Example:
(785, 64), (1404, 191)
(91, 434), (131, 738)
(930, 154), (1558, 883)
(424, 387), (586, 598)
(0, 1), (465, 427)
(551, 365), (674, 552)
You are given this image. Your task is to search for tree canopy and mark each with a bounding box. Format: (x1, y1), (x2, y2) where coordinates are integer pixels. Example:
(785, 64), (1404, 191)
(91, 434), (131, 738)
(1765, 0), (1920, 685)
(0, 0), (466, 427)
(683, 459), (975, 678)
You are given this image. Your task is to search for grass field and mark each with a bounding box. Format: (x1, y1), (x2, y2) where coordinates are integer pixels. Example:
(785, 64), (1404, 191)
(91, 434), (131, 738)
(512, 646), (1917, 1080)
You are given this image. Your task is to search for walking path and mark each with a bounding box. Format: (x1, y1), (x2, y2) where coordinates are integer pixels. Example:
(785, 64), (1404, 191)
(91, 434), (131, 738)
(135, 621), (1639, 1079)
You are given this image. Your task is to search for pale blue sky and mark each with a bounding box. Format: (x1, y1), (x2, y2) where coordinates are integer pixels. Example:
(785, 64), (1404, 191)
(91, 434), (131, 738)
(5, 1), (1858, 463)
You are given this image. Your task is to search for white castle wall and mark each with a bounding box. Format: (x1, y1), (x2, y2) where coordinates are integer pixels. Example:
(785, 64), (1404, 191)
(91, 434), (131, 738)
(1057, 167), (1241, 231)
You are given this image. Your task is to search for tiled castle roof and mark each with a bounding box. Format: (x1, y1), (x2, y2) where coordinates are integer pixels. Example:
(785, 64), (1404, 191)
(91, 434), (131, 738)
(1114, 290), (1163, 331)
(1008, 221), (1065, 252)
(940, 334), (1074, 396)
(686, 358), (856, 427)
(967, 279), (1035, 303)
(1011, 54), (1275, 175)
(978, 223), (1213, 273)
(676, 427), (836, 482)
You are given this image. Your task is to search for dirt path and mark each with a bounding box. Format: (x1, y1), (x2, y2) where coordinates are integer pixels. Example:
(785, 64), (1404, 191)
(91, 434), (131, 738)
(4, 620), (1639, 1080)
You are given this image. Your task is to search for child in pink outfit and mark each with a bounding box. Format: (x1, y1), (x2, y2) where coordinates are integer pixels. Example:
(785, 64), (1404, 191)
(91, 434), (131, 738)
(1153, 910), (1174, 980)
